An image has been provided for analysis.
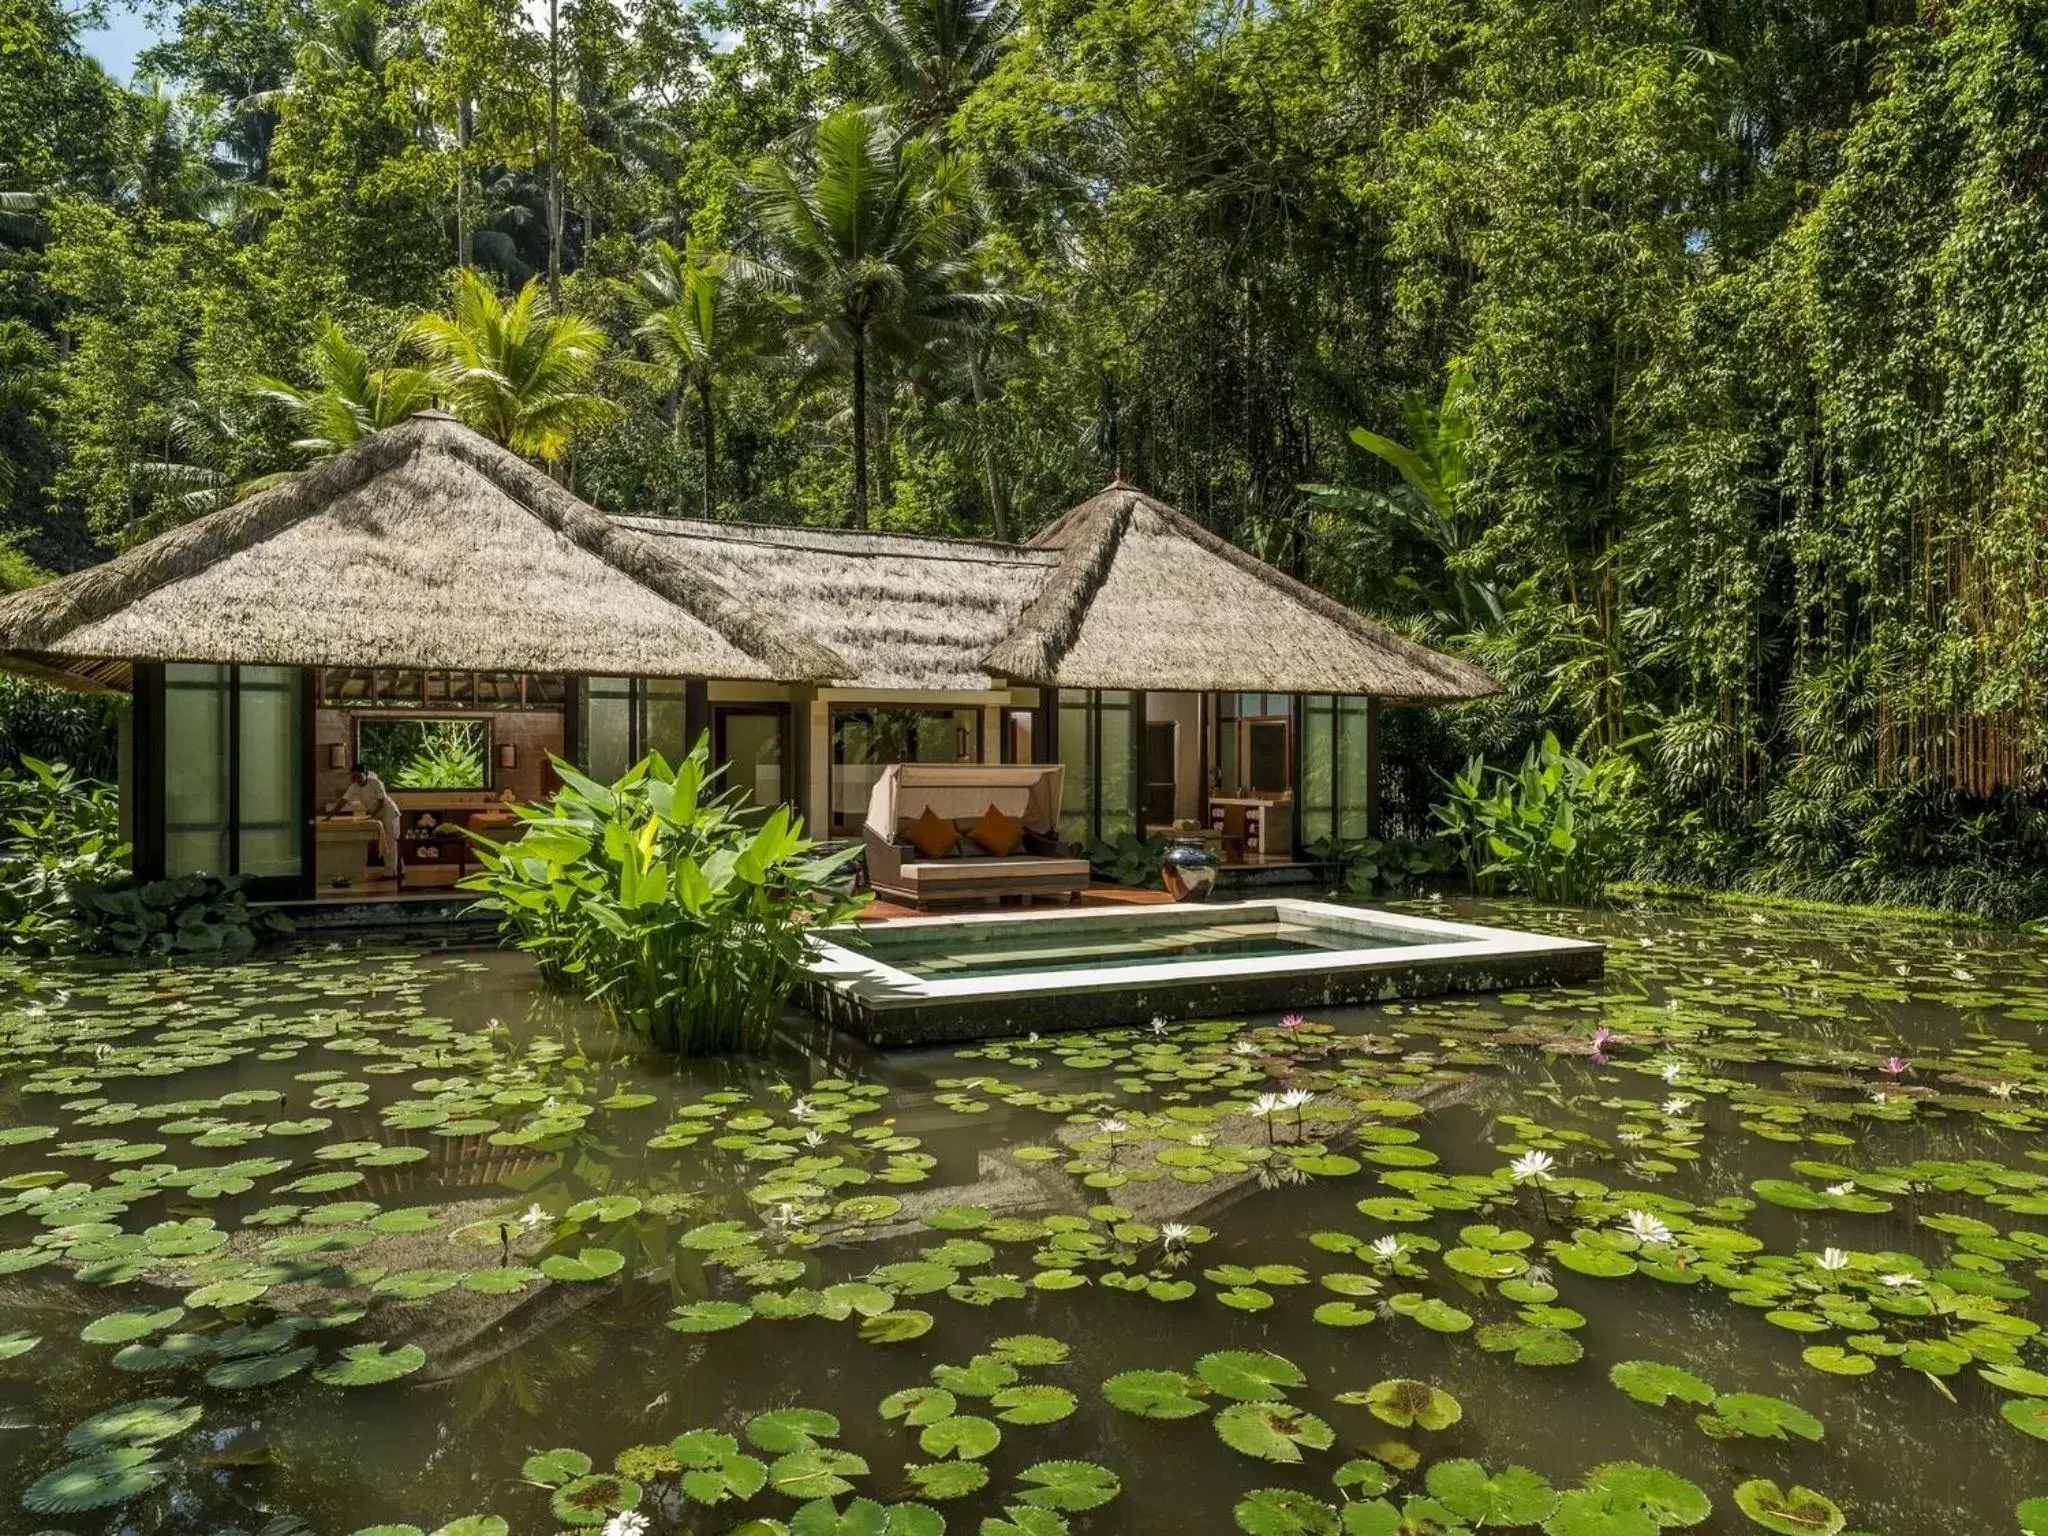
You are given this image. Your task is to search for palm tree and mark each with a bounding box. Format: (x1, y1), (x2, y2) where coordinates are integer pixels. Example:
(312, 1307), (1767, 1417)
(746, 105), (998, 528)
(845, 0), (1020, 136)
(405, 269), (613, 464)
(250, 321), (435, 457)
(616, 239), (785, 517)
(134, 392), (294, 534)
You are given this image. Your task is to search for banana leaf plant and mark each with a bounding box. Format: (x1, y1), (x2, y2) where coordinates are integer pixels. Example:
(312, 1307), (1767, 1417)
(462, 737), (867, 1054)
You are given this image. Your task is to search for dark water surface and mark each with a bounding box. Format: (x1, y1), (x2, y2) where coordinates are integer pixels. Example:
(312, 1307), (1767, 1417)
(0, 896), (2044, 1535)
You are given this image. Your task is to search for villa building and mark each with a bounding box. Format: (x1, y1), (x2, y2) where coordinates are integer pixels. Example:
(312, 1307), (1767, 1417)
(0, 414), (1493, 903)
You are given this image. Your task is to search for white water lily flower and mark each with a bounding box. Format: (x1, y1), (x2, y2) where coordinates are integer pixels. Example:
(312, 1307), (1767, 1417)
(1027, 1032), (1042, 1045)
(1160, 1221), (1191, 1247)
(1623, 1210), (1673, 1246)
(803, 1129), (826, 1149)
(519, 1203), (547, 1231)
(789, 1098), (816, 1121)
(1279, 1088), (1315, 1111)
(1992, 1082), (2017, 1099)
(603, 1511), (650, 1536)
(1509, 1150), (1555, 1183)
(1870, 1090), (1889, 1104)
(1150, 1016), (1169, 1037)
(1369, 1235), (1405, 1260)
(1098, 1117), (1129, 1136)
(1187, 1132), (1212, 1148)
(1815, 1247), (1850, 1272)
(1825, 1181), (1854, 1197)
(1660, 1097), (1695, 1116)
(1658, 1061), (1684, 1083)
(1230, 1041), (1259, 1057)
(1249, 1092), (1285, 1119)
(1617, 1128), (1646, 1144)
(1879, 1272), (1920, 1289)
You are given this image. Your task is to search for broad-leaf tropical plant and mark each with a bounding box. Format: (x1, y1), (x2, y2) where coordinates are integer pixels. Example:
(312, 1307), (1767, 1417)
(461, 738), (867, 1054)
(406, 269), (613, 464)
(1303, 364), (1512, 634)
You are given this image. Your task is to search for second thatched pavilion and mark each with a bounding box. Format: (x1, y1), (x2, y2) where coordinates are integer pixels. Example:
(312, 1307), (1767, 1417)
(0, 414), (1494, 903)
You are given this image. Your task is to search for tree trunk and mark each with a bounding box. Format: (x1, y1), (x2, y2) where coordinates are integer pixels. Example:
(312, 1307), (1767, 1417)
(455, 96), (474, 268)
(874, 384), (894, 512)
(668, 380), (684, 514)
(546, 0), (563, 305)
(697, 377), (716, 519)
(850, 340), (869, 530)
(966, 348), (1010, 541)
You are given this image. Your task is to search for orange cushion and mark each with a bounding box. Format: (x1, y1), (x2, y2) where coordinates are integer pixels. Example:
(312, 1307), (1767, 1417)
(901, 805), (959, 861)
(966, 803), (1025, 858)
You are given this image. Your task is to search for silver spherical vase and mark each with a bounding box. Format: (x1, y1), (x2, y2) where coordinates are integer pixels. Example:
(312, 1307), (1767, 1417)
(1161, 836), (1222, 902)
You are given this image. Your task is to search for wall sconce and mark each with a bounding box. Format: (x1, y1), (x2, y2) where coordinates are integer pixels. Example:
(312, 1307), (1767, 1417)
(326, 743), (345, 770)
(498, 743), (518, 770)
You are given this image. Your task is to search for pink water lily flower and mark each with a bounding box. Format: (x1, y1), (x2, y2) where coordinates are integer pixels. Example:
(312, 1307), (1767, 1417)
(1278, 1013), (1304, 1031)
(1879, 1055), (1910, 1078)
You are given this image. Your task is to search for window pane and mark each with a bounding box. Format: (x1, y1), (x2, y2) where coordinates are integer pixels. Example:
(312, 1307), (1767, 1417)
(1057, 691), (1091, 848)
(1248, 721), (1289, 795)
(1300, 695), (1335, 845)
(1337, 697), (1371, 840)
(164, 664), (229, 877)
(237, 666), (302, 879)
(829, 707), (979, 829)
(580, 677), (633, 783)
(1097, 692), (1135, 842)
(722, 712), (785, 812)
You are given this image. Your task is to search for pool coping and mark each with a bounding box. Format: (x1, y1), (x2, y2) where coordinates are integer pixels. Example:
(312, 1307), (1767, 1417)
(801, 898), (1605, 1045)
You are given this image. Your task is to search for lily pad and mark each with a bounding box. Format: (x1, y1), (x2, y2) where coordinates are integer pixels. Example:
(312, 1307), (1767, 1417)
(1731, 1480), (1845, 1535)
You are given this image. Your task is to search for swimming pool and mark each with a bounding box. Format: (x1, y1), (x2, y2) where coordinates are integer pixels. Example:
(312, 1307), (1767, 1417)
(803, 897), (1604, 1044)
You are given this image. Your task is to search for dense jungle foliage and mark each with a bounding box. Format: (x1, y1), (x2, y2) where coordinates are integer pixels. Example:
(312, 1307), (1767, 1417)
(6, 0), (2048, 915)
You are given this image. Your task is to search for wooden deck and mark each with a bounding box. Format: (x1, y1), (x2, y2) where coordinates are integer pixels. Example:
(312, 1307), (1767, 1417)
(853, 885), (1176, 923)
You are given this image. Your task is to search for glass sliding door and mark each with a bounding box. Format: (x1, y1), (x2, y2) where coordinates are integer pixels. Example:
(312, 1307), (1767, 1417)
(1054, 689), (1140, 850)
(829, 705), (981, 834)
(1097, 691), (1136, 842)
(159, 663), (308, 895)
(235, 667), (304, 879)
(1298, 694), (1374, 844)
(1057, 690), (1092, 848)
(163, 664), (230, 877)
(578, 676), (634, 784)
(714, 705), (790, 816)
(639, 678), (690, 765)
(576, 677), (696, 781)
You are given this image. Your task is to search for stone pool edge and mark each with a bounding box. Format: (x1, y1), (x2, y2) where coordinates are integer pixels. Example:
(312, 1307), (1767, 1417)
(800, 898), (1606, 1046)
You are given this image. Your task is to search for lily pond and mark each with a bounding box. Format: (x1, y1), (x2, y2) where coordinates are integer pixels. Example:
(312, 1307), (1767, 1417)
(2, 899), (2046, 1536)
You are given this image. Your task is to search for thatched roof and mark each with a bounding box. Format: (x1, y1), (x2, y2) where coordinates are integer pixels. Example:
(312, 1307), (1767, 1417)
(982, 484), (1498, 701)
(0, 417), (846, 688)
(619, 517), (1055, 691)
(0, 419), (1490, 703)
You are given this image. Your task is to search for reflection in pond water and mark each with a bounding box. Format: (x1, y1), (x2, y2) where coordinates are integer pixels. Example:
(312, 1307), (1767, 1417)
(0, 897), (2043, 1533)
